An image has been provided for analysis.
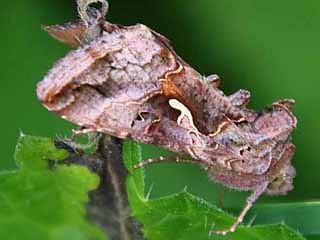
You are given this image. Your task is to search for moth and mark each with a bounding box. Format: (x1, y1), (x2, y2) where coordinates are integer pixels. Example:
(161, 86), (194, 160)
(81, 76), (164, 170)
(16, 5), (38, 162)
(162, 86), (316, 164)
(37, 0), (297, 235)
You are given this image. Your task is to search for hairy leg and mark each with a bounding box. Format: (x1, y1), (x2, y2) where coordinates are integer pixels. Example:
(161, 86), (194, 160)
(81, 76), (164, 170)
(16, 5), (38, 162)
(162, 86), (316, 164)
(59, 127), (101, 151)
(133, 155), (203, 169)
(212, 181), (269, 235)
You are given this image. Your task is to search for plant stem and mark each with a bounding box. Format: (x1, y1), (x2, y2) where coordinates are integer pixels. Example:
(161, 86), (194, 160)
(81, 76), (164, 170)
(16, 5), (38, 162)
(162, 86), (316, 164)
(56, 135), (143, 240)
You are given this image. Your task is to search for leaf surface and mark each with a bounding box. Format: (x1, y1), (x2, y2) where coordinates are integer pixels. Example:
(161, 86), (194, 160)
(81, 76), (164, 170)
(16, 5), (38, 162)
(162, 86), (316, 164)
(124, 140), (305, 240)
(0, 135), (106, 240)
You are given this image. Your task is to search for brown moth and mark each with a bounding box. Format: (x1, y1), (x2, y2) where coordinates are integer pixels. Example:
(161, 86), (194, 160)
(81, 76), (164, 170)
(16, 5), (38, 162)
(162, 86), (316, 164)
(37, 0), (297, 235)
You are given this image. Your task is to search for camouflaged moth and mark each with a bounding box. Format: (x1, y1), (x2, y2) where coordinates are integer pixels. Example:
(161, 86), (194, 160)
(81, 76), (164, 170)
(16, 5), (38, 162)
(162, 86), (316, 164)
(37, 0), (297, 235)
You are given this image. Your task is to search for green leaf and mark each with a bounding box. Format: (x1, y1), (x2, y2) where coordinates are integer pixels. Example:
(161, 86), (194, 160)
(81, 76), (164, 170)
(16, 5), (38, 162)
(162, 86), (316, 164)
(249, 202), (320, 238)
(124, 140), (305, 240)
(123, 140), (146, 214)
(0, 134), (106, 240)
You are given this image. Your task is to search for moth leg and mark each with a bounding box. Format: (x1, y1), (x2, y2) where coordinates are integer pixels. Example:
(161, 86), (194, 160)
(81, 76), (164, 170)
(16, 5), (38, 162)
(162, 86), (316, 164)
(60, 127), (101, 151)
(72, 127), (97, 136)
(212, 181), (269, 235)
(134, 155), (202, 169)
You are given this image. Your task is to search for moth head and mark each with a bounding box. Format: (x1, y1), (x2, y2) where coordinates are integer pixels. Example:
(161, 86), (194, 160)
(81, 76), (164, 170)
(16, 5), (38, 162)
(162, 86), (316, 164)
(43, 0), (109, 47)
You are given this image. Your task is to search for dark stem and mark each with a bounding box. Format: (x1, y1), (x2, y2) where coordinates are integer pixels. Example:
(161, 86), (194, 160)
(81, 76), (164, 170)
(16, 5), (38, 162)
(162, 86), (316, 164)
(56, 135), (143, 240)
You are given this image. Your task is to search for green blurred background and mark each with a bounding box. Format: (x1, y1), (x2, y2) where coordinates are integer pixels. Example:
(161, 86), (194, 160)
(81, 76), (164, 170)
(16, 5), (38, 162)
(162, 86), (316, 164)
(1, 0), (319, 221)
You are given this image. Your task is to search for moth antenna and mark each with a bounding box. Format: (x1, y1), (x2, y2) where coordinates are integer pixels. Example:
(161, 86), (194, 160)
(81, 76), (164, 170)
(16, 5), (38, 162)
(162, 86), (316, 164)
(212, 181), (269, 235)
(133, 156), (202, 169)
